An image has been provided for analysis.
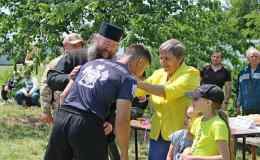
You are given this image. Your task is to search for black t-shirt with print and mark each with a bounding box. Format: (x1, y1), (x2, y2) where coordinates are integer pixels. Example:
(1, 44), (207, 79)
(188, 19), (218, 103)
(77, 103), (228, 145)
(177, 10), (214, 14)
(200, 65), (231, 88)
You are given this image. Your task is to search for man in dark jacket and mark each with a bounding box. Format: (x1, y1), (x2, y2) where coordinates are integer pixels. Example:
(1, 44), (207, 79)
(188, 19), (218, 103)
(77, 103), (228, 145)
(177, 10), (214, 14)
(237, 47), (260, 115)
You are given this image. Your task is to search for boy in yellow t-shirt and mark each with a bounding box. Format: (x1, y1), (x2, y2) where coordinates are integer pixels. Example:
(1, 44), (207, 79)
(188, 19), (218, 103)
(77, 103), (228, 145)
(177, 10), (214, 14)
(182, 84), (231, 160)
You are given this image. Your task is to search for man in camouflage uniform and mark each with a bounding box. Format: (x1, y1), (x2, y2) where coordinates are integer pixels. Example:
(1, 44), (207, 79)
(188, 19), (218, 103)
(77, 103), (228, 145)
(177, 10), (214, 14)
(40, 33), (84, 123)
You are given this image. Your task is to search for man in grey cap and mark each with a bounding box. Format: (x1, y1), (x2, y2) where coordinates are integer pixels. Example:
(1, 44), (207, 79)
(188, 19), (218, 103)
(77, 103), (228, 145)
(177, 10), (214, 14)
(40, 32), (84, 124)
(63, 33), (84, 51)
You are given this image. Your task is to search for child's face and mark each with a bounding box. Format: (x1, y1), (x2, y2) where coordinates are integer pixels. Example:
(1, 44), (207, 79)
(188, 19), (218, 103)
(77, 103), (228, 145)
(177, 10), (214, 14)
(185, 106), (200, 129)
(192, 97), (211, 114)
(183, 113), (191, 128)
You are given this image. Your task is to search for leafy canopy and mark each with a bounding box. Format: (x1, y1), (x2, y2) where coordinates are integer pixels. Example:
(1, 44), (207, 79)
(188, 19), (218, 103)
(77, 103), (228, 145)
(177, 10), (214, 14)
(0, 0), (259, 74)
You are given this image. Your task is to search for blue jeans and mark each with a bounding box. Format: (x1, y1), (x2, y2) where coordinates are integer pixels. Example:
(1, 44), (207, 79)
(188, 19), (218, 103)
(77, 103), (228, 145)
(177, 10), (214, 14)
(15, 90), (39, 106)
(148, 136), (171, 160)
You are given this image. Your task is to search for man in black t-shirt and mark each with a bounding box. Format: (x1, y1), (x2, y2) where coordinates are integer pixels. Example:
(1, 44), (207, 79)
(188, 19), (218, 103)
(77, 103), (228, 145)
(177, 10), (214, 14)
(200, 51), (232, 109)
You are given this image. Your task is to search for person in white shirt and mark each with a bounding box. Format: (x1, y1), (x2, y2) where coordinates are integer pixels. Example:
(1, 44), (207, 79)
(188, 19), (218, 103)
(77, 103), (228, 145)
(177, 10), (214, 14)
(15, 70), (39, 106)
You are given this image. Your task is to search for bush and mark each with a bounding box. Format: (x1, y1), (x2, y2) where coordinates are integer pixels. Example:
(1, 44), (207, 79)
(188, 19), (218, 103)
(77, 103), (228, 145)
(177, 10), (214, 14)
(0, 66), (13, 86)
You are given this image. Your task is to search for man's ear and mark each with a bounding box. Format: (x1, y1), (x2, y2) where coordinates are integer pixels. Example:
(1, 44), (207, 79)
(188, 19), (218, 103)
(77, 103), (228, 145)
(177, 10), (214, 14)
(207, 99), (213, 106)
(127, 60), (135, 74)
(177, 57), (184, 66)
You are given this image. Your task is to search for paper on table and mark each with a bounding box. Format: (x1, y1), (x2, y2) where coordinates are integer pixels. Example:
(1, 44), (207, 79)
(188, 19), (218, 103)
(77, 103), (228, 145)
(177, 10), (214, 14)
(229, 116), (256, 130)
(247, 114), (260, 126)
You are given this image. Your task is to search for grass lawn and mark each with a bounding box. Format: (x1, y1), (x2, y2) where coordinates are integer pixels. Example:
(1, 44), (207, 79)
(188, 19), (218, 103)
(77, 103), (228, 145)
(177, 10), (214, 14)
(0, 104), (149, 160)
(0, 103), (259, 160)
(0, 104), (49, 160)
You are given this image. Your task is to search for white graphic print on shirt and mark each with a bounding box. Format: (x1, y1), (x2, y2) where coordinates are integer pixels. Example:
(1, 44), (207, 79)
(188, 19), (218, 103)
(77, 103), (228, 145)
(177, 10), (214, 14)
(79, 65), (109, 88)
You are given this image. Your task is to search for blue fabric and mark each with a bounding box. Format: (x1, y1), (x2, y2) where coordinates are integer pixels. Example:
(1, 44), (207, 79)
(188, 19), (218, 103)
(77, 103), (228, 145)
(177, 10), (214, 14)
(15, 90), (39, 106)
(24, 78), (34, 91)
(64, 59), (137, 120)
(15, 91), (25, 105)
(238, 64), (260, 112)
(148, 136), (170, 160)
(171, 129), (193, 160)
(31, 91), (40, 105)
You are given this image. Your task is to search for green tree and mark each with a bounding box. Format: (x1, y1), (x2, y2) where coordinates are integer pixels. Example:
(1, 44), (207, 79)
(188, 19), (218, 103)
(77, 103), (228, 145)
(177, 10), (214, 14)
(0, 0), (256, 73)
(229, 0), (260, 46)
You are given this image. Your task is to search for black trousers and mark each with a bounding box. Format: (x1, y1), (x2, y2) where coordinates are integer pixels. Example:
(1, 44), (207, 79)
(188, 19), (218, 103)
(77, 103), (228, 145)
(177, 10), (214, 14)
(44, 106), (108, 160)
(108, 139), (120, 160)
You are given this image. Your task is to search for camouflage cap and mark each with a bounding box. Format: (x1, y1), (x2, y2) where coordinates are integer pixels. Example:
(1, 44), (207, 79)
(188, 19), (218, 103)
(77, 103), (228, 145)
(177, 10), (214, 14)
(63, 33), (84, 45)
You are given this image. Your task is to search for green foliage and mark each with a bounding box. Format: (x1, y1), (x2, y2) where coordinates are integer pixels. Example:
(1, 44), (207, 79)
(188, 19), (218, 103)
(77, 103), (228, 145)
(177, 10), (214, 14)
(0, 66), (13, 85)
(0, 0), (259, 98)
(229, 0), (260, 44)
(243, 10), (260, 40)
(0, 0), (255, 66)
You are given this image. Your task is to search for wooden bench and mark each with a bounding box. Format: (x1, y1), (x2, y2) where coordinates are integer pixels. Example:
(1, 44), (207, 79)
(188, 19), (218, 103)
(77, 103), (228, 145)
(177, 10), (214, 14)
(237, 137), (260, 160)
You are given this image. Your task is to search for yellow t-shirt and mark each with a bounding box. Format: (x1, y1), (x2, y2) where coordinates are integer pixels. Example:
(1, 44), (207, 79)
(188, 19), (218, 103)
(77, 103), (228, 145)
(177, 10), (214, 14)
(191, 115), (229, 156)
(136, 63), (200, 141)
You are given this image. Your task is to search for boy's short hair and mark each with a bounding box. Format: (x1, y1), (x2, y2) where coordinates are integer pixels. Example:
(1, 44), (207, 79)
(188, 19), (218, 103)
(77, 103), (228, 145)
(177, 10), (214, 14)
(125, 44), (151, 65)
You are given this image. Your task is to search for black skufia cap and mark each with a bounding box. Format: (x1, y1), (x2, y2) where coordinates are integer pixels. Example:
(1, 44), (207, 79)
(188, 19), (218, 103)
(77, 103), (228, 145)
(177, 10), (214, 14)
(98, 22), (123, 42)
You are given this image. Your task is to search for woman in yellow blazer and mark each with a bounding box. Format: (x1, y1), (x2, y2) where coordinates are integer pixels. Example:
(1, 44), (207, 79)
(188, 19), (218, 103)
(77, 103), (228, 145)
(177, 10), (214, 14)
(136, 39), (200, 160)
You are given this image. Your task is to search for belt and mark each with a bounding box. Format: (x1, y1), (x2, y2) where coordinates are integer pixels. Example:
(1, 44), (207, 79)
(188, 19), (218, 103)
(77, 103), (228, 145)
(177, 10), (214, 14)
(59, 105), (104, 123)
